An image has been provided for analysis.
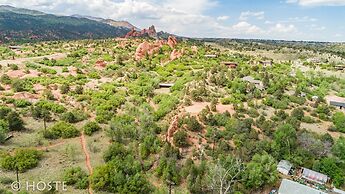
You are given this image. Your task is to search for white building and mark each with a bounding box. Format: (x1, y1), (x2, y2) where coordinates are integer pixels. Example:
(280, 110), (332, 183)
(277, 160), (293, 175)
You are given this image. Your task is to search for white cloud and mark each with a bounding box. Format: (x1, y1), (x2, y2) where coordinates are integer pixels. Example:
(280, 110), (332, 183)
(216, 15), (229, 21)
(287, 0), (345, 6)
(310, 24), (326, 31)
(232, 21), (264, 35)
(239, 11), (265, 20)
(288, 16), (317, 22)
(270, 23), (297, 33)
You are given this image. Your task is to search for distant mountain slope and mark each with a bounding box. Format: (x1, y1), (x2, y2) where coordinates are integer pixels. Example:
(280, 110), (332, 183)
(71, 14), (139, 30)
(0, 5), (45, 16)
(101, 19), (139, 30)
(0, 5), (131, 43)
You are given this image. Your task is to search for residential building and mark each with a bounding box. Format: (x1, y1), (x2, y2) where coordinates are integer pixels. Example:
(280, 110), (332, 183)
(277, 160), (293, 175)
(301, 168), (329, 185)
(278, 179), (327, 194)
(242, 76), (264, 90)
(221, 62), (238, 69)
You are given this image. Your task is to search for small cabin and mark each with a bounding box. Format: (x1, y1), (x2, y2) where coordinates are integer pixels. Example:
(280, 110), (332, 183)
(9, 46), (23, 51)
(301, 167), (329, 185)
(277, 160), (293, 175)
(330, 101), (345, 109)
(204, 54), (218, 58)
(221, 62), (238, 69)
(159, 83), (174, 88)
(242, 76), (264, 90)
(311, 96), (319, 101)
(335, 65), (345, 71)
(260, 60), (272, 67)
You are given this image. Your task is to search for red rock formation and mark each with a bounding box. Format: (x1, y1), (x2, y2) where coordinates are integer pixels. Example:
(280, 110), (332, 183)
(135, 39), (168, 60)
(167, 115), (179, 143)
(134, 35), (181, 61)
(95, 60), (107, 69)
(135, 42), (152, 60)
(170, 49), (182, 60)
(167, 36), (177, 48)
(124, 25), (157, 39)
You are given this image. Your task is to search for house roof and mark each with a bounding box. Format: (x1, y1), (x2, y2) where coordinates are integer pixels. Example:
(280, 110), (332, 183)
(221, 61), (238, 65)
(302, 168), (329, 184)
(277, 160), (293, 172)
(242, 76), (262, 85)
(333, 188), (345, 194)
(330, 101), (345, 107)
(278, 179), (327, 194)
(159, 83), (174, 87)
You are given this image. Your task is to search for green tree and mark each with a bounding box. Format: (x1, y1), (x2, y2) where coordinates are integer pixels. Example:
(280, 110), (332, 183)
(291, 108), (304, 121)
(332, 112), (345, 132)
(173, 130), (188, 147)
(63, 167), (89, 189)
(83, 121), (101, 136)
(0, 119), (9, 144)
(313, 157), (345, 188)
(332, 137), (345, 160)
(0, 149), (42, 172)
(273, 124), (297, 158)
(244, 152), (278, 189)
(31, 105), (51, 131)
(43, 121), (79, 139)
(7, 111), (24, 131)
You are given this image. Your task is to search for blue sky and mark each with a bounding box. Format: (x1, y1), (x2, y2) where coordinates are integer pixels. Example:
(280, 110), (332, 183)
(0, 0), (345, 41)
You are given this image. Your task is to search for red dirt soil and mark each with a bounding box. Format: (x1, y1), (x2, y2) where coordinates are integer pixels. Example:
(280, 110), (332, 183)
(80, 132), (93, 194)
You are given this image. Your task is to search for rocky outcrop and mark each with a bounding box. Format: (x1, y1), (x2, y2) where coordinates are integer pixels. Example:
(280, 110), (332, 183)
(134, 35), (181, 61)
(167, 36), (177, 48)
(191, 46), (198, 53)
(125, 25), (157, 39)
(135, 39), (167, 60)
(170, 49), (182, 61)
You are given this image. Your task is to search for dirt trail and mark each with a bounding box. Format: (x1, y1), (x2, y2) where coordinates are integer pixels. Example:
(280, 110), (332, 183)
(80, 132), (93, 194)
(0, 53), (66, 67)
(36, 141), (66, 151)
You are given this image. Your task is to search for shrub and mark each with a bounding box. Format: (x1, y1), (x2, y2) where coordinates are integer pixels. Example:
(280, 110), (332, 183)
(7, 111), (24, 131)
(63, 167), (89, 189)
(291, 108), (304, 120)
(332, 112), (345, 133)
(0, 149), (42, 172)
(61, 111), (87, 123)
(11, 79), (26, 92)
(0, 119), (9, 144)
(14, 99), (32, 108)
(43, 121), (79, 139)
(302, 116), (316, 123)
(0, 74), (12, 84)
(173, 130), (189, 147)
(84, 121), (101, 136)
(60, 83), (70, 94)
(184, 116), (202, 132)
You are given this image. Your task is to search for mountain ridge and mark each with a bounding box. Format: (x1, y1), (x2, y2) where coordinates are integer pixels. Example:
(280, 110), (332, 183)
(0, 5), (139, 43)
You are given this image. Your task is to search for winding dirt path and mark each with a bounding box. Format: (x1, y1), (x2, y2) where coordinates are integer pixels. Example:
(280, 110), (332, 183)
(36, 141), (66, 151)
(80, 132), (93, 194)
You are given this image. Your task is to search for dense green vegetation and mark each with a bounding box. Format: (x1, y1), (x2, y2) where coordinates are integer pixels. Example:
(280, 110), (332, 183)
(0, 34), (345, 194)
